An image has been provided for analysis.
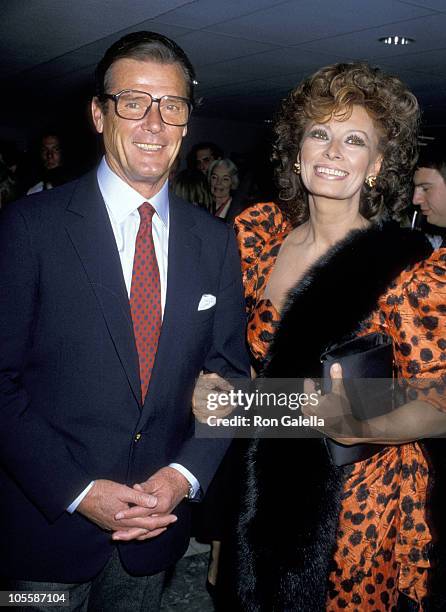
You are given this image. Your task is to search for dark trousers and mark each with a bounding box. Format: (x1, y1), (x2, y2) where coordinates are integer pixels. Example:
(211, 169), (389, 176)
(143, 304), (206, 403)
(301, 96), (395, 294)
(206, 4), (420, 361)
(2, 548), (166, 612)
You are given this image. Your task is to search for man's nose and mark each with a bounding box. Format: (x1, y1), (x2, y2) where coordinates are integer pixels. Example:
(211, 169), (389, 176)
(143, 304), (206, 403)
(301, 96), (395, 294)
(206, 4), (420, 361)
(141, 102), (164, 132)
(412, 188), (424, 205)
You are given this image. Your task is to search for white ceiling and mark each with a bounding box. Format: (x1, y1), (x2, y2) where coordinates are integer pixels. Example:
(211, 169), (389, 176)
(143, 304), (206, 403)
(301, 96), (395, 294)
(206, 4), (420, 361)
(2, 0), (446, 128)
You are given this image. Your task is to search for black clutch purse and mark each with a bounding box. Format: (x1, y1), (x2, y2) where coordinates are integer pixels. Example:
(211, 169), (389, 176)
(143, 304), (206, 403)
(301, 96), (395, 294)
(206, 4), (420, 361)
(320, 333), (396, 466)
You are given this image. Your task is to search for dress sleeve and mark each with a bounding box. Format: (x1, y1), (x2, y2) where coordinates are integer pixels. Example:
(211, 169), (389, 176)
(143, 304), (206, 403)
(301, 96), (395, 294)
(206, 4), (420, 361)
(385, 249), (446, 411)
(234, 202), (291, 314)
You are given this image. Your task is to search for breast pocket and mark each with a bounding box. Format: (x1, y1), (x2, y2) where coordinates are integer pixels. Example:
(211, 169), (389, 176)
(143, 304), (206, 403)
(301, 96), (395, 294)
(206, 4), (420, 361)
(193, 305), (216, 326)
(194, 293), (217, 325)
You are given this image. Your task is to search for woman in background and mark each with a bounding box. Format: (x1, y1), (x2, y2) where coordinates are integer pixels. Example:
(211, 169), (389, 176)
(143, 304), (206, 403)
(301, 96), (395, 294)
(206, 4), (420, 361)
(234, 62), (446, 610)
(172, 167), (213, 211)
(208, 158), (239, 219)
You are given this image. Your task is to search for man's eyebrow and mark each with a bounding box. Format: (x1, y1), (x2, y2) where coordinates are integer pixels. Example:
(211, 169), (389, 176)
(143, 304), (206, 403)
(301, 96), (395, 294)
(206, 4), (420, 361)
(414, 181), (432, 187)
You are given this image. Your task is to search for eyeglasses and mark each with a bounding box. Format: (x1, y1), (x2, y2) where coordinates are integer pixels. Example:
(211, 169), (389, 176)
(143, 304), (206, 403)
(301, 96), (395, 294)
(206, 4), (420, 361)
(102, 89), (192, 126)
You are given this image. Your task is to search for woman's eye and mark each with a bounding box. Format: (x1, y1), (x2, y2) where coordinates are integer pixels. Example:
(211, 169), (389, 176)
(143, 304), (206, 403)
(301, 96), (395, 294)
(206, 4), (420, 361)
(309, 129), (328, 140)
(346, 135), (365, 146)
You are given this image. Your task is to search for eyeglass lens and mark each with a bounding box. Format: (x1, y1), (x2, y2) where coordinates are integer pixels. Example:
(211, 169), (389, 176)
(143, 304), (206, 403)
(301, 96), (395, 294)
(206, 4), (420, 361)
(116, 91), (189, 125)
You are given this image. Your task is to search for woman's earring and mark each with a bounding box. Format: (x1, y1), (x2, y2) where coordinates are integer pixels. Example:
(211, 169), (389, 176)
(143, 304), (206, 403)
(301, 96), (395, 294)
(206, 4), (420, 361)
(293, 160), (301, 175)
(365, 175), (377, 188)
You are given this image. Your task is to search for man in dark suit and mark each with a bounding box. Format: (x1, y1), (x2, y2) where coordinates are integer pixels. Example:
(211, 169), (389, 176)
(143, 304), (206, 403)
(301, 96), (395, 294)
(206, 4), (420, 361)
(413, 143), (446, 238)
(0, 31), (249, 610)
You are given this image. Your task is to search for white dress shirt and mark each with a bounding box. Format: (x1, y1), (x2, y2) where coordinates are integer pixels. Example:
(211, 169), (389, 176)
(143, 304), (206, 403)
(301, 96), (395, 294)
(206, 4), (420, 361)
(98, 157), (169, 312)
(67, 158), (199, 512)
(215, 197), (232, 219)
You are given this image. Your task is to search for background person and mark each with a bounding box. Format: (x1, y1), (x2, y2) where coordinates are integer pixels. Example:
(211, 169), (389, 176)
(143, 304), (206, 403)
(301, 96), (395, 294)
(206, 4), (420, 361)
(208, 157), (239, 220)
(172, 167), (213, 211)
(26, 131), (72, 194)
(233, 62), (446, 611)
(187, 141), (223, 175)
(413, 143), (446, 246)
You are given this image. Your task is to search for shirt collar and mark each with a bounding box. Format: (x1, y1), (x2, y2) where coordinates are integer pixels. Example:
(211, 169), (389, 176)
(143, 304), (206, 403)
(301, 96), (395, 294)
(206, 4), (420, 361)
(97, 156), (169, 227)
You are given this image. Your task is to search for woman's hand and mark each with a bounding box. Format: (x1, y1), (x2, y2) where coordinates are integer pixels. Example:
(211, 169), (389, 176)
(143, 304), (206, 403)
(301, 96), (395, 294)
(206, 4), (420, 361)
(303, 363), (366, 445)
(192, 372), (235, 423)
(305, 363), (446, 444)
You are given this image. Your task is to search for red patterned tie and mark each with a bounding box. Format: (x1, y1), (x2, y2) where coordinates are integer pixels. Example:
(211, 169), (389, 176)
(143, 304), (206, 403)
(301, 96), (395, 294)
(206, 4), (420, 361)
(130, 202), (161, 402)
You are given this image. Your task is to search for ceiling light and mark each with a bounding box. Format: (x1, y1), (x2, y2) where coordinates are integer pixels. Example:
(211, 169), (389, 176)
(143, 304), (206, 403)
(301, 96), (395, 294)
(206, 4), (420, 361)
(379, 36), (414, 46)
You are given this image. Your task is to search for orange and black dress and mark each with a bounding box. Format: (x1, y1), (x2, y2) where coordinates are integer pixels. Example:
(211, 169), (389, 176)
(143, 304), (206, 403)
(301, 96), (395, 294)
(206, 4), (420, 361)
(234, 202), (446, 611)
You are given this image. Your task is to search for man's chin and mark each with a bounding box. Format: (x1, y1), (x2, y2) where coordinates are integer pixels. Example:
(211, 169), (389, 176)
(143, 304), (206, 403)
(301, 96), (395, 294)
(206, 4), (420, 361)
(124, 171), (170, 196)
(133, 164), (169, 182)
(137, 172), (168, 186)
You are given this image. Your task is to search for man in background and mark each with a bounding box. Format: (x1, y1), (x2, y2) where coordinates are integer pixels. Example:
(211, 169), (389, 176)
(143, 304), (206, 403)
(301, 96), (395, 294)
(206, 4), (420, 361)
(187, 141), (223, 175)
(413, 144), (446, 244)
(26, 131), (71, 194)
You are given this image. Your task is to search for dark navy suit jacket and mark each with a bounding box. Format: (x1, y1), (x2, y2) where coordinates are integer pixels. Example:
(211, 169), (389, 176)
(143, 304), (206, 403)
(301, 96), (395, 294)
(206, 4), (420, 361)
(0, 171), (249, 581)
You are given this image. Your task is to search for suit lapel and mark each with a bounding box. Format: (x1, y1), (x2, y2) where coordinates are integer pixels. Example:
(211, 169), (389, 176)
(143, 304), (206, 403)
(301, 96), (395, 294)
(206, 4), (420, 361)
(64, 172), (141, 406)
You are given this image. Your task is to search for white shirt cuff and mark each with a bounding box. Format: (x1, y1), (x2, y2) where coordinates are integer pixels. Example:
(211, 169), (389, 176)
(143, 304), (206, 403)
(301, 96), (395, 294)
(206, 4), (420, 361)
(67, 481), (95, 513)
(169, 463), (201, 499)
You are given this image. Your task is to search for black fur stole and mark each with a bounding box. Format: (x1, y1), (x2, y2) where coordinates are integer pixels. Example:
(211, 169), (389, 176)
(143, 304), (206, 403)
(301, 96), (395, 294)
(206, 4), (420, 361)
(235, 224), (446, 612)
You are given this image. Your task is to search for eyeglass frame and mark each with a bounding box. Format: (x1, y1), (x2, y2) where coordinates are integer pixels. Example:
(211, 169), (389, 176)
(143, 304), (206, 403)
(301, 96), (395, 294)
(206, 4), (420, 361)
(100, 89), (193, 126)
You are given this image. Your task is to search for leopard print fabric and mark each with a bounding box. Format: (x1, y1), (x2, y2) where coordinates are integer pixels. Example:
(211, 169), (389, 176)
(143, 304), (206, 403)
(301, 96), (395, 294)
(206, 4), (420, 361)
(234, 202), (446, 611)
(234, 202), (292, 365)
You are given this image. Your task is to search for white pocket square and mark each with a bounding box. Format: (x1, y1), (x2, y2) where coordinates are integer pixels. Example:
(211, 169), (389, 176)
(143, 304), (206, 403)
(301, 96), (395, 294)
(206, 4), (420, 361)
(198, 294), (216, 311)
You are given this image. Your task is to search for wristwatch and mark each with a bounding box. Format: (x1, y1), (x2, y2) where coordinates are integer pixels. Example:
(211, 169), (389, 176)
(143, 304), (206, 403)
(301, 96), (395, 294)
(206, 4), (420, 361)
(185, 482), (194, 500)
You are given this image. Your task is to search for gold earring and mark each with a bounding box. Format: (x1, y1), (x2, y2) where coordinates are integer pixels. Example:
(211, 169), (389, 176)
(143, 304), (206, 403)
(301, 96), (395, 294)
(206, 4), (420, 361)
(365, 175), (377, 188)
(293, 160), (301, 175)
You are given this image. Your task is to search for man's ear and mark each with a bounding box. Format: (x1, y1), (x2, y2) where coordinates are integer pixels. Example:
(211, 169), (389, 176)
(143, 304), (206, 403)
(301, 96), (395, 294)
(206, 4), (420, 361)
(91, 98), (104, 134)
(182, 125), (188, 138)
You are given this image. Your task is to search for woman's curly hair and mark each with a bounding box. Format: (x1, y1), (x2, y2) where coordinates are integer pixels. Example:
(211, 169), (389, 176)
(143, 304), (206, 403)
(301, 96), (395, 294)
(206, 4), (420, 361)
(273, 62), (420, 226)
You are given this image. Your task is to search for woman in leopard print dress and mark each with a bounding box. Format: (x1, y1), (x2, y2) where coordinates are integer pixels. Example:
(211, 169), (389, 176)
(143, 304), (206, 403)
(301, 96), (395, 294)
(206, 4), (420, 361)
(234, 63), (446, 611)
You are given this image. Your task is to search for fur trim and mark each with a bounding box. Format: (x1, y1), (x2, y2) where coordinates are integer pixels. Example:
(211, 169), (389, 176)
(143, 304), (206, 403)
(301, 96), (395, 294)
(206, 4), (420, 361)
(236, 225), (437, 611)
(265, 223), (432, 378)
(237, 438), (344, 611)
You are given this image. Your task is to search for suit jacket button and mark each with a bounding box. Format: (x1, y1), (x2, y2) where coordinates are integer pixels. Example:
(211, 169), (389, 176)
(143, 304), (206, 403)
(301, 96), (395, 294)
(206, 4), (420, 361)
(134, 432), (142, 442)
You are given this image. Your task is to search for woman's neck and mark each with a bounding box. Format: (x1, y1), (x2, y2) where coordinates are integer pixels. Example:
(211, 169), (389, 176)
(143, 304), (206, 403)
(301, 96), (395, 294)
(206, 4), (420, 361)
(303, 196), (369, 251)
(214, 195), (231, 208)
